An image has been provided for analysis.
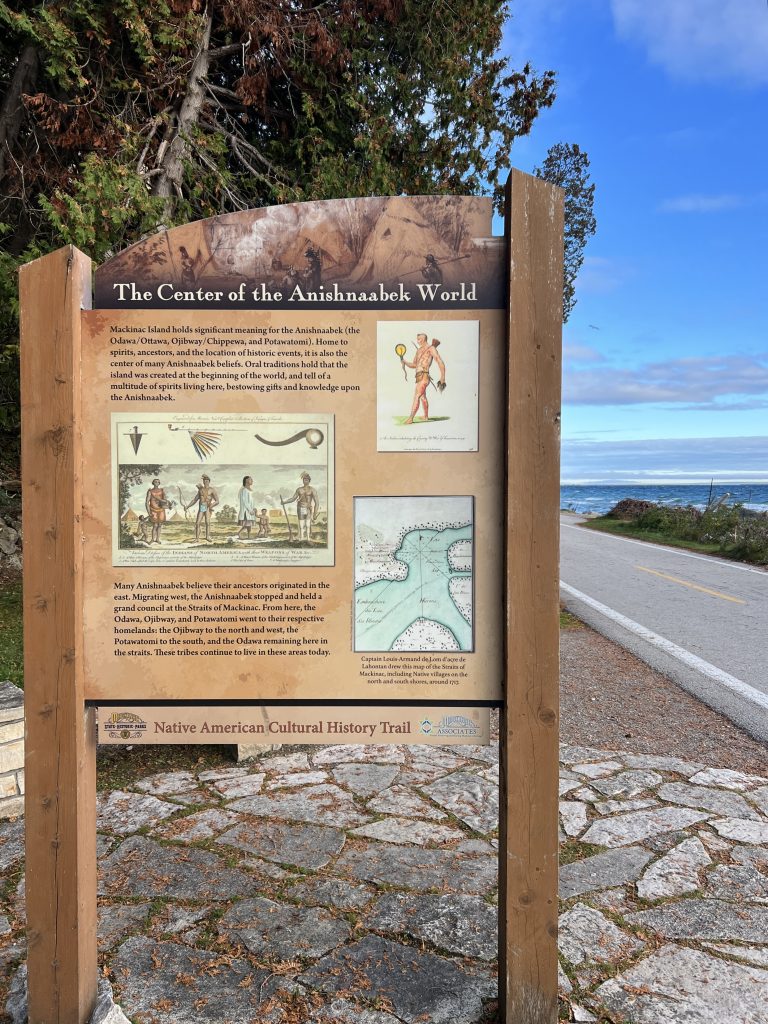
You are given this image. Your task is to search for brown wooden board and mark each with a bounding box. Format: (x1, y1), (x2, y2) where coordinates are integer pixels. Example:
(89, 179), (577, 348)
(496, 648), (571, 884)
(499, 171), (564, 1023)
(20, 247), (99, 1023)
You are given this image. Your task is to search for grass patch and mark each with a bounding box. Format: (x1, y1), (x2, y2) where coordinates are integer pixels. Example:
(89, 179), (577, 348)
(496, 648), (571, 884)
(0, 578), (23, 686)
(583, 517), (720, 555)
(559, 609), (583, 630)
(559, 839), (604, 865)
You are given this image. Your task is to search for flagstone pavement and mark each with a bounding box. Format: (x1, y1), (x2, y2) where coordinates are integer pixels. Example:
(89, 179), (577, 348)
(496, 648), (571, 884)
(2, 742), (768, 1023)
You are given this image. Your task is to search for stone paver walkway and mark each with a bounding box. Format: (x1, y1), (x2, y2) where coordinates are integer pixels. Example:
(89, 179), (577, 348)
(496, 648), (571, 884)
(2, 742), (768, 1022)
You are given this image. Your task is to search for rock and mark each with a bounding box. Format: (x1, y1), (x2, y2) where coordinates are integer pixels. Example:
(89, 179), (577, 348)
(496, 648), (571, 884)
(581, 806), (710, 848)
(266, 770), (329, 790)
(558, 963), (572, 995)
(559, 778), (582, 797)
(151, 807), (239, 841)
(228, 783), (371, 828)
(558, 903), (645, 966)
(711, 818), (768, 844)
(732, 845), (768, 870)
(597, 944), (768, 1024)
(452, 743), (498, 764)
(95, 791), (177, 835)
(110, 936), (277, 1022)
(706, 863), (768, 903)
(702, 943), (768, 967)
(286, 877), (375, 911)
(299, 934), (495, 1024)
(368, 785), (447, 821)
(0, 914), (10, 936)
(259, 752), (311, 772)
(689, 768), (768, 791)
(331, 764), (399, 796)
(98, 836), (253, 901)
(98, 902), (153, 951)
(336, 845), (497, 894)
(593, 798), (658, 815)
(423, 772), (499, 833)
(658, 781), (761, 820)
(570, 760), (624, 779)
(197, 766), (249, 782)
(217, 819), (345, 871)
(559, 745), (621, 764)
(219, 897), (350, 960)
(6, 967), (130, 1024)
(350, 816), (465, 846)
(151, 905), (213, 936)
(133, 771), (199, 796)
(591, 770), (663, 798)
(628, 899), (768, 942)
(309, 999), (401, 1023)
(559, 847), (653, 900)
(748, 785), (768, 817)
(209, 772), (265, 798)
(0, 818), (24, 871)
(559, 801), (588, 837)
(636, 837), (711, 900)
(367, 892), (497, 960)
(622, 753), (704, 775)
(312, 745), (405, 766)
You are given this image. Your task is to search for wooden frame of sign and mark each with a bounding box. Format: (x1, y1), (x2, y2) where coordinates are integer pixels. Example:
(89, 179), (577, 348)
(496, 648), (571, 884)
(19, 170), (562, 1023)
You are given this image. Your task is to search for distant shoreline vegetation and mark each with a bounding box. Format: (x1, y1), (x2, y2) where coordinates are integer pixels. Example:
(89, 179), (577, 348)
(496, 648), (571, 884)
(581, 496), (768, 567)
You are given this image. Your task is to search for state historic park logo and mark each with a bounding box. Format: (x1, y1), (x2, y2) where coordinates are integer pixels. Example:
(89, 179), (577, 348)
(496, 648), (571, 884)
(104, 711), (147, 740)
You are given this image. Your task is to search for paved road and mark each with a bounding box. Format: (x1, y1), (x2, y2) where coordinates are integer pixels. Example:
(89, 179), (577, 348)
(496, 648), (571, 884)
(560, 515), (768, 743)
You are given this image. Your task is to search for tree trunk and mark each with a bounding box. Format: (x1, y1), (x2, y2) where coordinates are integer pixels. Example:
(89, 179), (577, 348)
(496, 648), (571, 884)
(0, 44), (39, 183)
(152, 12), (214, 223)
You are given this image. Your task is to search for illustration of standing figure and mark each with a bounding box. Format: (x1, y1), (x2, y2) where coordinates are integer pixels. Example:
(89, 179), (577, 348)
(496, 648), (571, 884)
(135, 515), (150, 543)
(178, 246), (203, 288)
(185, 474), (219, 542)
(285, 472), (319, 542)
(237, 476), (256, 539)
(304, 245), (322, 288)
(258, 509), (271, 537)
(402, 333), (446, 424)
(421, 253), (443, 285)
(145, 478), (172, 544)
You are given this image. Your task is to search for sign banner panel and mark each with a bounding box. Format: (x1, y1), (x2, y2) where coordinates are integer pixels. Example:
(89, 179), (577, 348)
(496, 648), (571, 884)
(96, 704), (490, 745)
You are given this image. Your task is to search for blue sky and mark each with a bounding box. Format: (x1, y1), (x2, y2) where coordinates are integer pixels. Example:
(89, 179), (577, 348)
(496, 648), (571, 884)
(501, 0), (768, 482)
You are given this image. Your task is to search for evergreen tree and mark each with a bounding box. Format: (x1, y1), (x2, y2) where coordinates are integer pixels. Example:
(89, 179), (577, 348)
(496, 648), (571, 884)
(0, 1), (594, 464)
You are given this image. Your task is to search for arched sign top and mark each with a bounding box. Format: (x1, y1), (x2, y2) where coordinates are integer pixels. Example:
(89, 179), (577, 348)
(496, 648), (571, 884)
(95, 195), (504, 310)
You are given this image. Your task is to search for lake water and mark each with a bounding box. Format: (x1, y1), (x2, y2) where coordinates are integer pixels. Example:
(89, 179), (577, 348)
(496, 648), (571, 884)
(560, 483), (768, 516)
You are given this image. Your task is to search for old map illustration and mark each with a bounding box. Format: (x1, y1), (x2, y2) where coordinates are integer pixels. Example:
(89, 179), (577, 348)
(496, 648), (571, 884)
(354, 496), (473, 652)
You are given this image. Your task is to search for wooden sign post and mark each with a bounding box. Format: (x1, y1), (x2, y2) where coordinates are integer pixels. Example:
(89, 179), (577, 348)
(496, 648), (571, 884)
(20, 172), (562, 1024)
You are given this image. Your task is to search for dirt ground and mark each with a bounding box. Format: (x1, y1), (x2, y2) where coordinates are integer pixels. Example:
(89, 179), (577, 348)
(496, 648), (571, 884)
(559, 619), (768, 774)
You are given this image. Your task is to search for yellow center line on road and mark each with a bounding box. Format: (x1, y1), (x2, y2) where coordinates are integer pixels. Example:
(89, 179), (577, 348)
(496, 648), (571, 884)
(635, 565), (747, 604)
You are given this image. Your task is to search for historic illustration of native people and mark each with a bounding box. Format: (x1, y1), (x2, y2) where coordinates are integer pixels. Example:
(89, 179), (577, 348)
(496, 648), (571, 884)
(113, 412), (334, 567)
(376, 320), (479, 453)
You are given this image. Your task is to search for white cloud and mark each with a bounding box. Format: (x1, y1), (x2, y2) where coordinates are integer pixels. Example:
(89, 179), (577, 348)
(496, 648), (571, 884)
(610, 0), (768, 85)
(564, 354), (768, 407)
(659, 193), (747, 214)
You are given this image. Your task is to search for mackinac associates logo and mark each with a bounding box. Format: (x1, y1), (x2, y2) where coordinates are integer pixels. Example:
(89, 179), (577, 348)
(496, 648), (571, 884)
(436, 714), (480, 738)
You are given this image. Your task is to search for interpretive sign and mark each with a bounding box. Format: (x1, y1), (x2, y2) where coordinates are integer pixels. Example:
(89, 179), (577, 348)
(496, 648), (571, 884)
(80, 194), (505, 704)
(20, 172), (563, 1023)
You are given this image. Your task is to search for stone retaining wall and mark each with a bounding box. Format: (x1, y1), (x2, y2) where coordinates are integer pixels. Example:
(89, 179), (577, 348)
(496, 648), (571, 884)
(0, 681), (24, 819)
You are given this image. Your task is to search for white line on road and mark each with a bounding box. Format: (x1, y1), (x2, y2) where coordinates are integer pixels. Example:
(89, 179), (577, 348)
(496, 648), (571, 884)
(560, 521), (768, 576)
(560, 581), (768, 713)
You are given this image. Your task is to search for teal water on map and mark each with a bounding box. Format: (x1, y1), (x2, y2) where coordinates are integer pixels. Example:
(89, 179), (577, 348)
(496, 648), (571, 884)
(354, 525), (472, 651)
